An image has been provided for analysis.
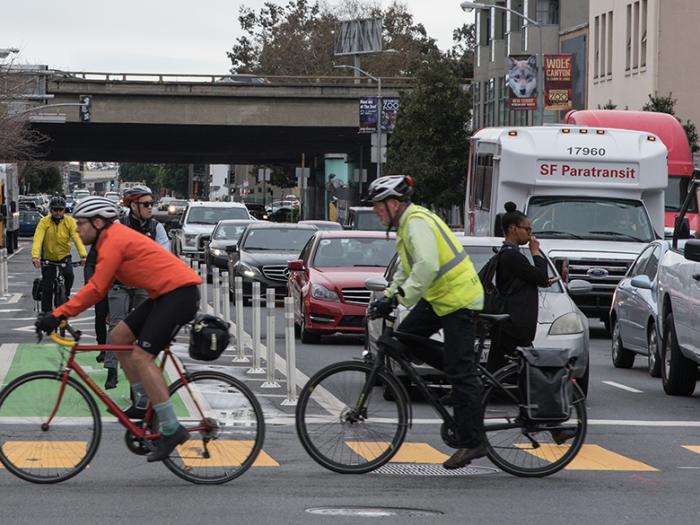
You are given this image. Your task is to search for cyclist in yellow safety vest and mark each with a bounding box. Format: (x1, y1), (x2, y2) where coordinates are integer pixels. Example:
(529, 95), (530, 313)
(368, 175), (486, 470)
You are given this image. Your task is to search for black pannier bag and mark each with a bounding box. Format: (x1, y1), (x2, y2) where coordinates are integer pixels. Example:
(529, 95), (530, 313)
(188, 314), (231, 361)
(32, 278), (42, 301)
(517, 347), (576, 422)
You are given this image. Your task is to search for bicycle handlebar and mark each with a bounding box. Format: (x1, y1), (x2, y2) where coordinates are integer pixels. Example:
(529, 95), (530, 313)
(36, 320), (82, 346)
(41, 260), (82, 268)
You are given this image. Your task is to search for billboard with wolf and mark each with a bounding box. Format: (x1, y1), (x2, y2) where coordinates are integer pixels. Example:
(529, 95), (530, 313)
(506, 55), (538, 110)
(544, 54), (573, 111)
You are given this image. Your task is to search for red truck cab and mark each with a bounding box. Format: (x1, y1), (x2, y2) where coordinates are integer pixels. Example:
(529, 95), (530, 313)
(564, 110), (697, 237)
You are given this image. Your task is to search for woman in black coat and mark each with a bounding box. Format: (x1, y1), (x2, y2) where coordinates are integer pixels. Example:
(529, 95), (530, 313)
(486, 202), (554, 372)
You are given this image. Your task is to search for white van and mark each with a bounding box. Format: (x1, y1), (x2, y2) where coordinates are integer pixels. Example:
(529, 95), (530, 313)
(466, 125), (668, 328)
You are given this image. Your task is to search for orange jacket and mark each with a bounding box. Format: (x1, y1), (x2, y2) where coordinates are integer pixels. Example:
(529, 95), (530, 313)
(53, 223), (201, 319)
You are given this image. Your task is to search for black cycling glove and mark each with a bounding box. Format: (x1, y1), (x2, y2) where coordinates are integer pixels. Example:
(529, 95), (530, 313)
(372, 295), (398, 316)
(36, 313), (61, 334)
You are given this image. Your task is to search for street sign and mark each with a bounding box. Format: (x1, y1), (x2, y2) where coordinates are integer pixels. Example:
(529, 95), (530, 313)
(353, 169), (368, 183)
(258, 168), (272, 183)
(79, 95), (91, 122)
(295, 167), (310, 189)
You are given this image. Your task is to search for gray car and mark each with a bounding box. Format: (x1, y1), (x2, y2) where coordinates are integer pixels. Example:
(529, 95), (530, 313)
(609, 240), (668, 377)
(367, 236), (591, 394)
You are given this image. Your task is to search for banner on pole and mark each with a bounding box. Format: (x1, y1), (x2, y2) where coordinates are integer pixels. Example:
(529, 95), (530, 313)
(506, 55), (538, 110)
(544, 53), (573, 111)
(359, 97), (400, 133)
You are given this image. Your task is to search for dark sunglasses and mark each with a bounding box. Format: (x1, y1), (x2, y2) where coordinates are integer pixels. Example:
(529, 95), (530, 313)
(137, 201), (155, 208)
(517, 225), (532, 233)
(51, 207), (65, 212)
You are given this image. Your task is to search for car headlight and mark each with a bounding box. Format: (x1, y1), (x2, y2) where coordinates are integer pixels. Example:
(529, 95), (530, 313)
(168, 205), (176, 214)
(184, 234), (197, 247)
(236, 262), (260, 279)
(311, 283), (340, 302)
(549, 312), (584, 335)
(211, 248), (223, 257)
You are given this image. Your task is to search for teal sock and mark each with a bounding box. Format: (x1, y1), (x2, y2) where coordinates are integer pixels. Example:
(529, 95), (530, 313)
(131, 383), (149, 409)
(153, 400), (179, 436)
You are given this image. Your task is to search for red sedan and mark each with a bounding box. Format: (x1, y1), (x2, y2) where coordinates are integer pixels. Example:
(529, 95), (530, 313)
(288, 230), (396, 343)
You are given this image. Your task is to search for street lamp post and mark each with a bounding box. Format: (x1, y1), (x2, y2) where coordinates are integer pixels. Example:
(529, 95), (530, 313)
(460, 1), (545, 126)
(334, 64), (383, 179)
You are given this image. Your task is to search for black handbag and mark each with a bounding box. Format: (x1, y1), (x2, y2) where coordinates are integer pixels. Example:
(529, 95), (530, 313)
(188, 314), (231, 362)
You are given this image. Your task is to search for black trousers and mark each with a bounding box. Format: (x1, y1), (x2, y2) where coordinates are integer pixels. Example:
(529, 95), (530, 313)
(398, 300), (484, 448)
(94, 298), (109, 345)
(40, 256), (74, 313)
(486, 329), (531, 373)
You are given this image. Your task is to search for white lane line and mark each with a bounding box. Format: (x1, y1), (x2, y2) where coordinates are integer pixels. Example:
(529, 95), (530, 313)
(7, 247), (24, 259)
(602, 380), (643, 393)
(6, 293), (22, 304)
(0, 309), (23, 313)
(0, 344), (19, 386)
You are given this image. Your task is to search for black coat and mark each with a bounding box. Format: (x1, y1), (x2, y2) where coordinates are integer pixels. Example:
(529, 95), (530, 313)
(496, 241), (549, 343)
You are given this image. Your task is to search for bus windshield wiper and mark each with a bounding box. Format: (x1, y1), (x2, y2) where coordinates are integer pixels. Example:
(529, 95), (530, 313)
(532, 230), (583, 239)
(589, 230), (646, 242)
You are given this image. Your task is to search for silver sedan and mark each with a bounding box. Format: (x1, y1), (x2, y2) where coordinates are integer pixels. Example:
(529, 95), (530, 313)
(367, 236), (591, 394)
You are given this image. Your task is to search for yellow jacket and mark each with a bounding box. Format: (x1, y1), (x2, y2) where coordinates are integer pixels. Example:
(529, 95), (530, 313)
(32, 214), (87, 262)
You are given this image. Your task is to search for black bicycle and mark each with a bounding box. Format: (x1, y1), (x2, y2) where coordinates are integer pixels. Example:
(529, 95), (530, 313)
(41, 259), (81, 308)
(295, 304), (587, 478)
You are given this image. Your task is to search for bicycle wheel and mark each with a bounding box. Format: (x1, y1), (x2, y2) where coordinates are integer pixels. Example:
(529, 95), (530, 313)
(162, 371), (265, 484)
(53, 281), (67, 308)
(0, 371), (101, 483)
(296, 361), (409, 474)
(482, 364), (587, 477)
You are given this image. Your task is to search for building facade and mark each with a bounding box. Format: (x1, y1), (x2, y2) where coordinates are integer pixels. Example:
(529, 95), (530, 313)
(588, 0), (700, 131)
(472, 0), (589, 129)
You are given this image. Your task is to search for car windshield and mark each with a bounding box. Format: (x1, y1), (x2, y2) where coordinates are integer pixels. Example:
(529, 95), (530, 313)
(169, 200), (187, 207)
(527, 196), (656, 242)
(213, 223), (249, 241)
(355, 212), (385, 231)
(104, 193), (120, 202)
(187, 206), (249, 224)
(665, 175), (698, 213)
(243, 228), (316, 252)
(313, 238), (395, 268)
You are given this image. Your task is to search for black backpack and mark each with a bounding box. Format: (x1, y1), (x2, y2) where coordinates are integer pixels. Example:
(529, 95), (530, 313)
(478, 248), (509, 315)
(188, 314), (231, 361)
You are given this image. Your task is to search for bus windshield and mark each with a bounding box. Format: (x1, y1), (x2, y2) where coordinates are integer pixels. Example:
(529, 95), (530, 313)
(528, 196), (656, 243)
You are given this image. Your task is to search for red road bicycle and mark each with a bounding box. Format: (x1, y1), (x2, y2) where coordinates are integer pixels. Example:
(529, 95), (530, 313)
(0, 322), (265, 484)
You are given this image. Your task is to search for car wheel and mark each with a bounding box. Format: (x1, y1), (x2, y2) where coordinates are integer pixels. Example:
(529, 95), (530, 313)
(300, 306), (321, 344)
(661, 313), (697, 396)
(647, 321), (662, 378)
(611, 318), (635, 368)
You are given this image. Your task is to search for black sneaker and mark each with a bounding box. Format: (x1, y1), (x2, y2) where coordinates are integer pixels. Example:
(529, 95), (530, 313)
(123, 405), (147, 420)
(95, 351), (106, 363)
(550, 428), (578, 445)
(146, 425), (190, 463)
(443, 443), (487, 470)
(104, 368), (118, 390)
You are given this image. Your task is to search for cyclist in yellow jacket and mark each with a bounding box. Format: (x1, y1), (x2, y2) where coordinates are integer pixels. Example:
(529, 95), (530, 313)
(368, 175), (486, 470)
(31, 196), (87, 313)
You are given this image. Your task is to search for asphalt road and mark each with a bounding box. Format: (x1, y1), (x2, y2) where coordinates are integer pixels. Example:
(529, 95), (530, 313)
(2, 240), (700, 525)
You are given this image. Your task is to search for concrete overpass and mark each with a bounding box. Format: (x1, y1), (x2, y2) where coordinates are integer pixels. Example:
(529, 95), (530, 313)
(28, 71), (410, 164)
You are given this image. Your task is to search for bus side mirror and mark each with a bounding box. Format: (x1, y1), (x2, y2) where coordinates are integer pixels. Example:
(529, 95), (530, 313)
(675, 216), (691, 240)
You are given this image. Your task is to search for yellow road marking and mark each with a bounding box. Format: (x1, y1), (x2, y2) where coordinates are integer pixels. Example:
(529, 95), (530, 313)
(682, 446), (700, 455)
(176, 440), (279, 467)
(346, 441), (449, 464)
(519, 444), (657, 471)
(1, 441), (86, 469)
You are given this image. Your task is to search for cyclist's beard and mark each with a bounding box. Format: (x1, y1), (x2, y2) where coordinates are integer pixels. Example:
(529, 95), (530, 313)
(51, 216), (63, 225)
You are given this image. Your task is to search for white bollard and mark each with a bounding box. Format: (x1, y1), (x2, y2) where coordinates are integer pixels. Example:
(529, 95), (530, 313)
(222, 272), (232, 325)
(261, 288), (280, 389)
(247, 282), (265, 374)
(232, 276), (249, 363)
(198, 262), (208, 311)
(212, 267), (221, 317)
(0, 249), (7, 296)
(281, 296), (297, 406)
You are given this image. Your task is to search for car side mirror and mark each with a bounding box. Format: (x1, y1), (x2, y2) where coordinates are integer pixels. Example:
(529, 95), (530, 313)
(225, 244), (239, 254)
(684, 239), (700, 262)
(365, 276), (389, 292)
(287, 259), (305, 271)
(675, 216), (691, 240)
(630, 275), (653, 290)
(566, 279), (593, 296)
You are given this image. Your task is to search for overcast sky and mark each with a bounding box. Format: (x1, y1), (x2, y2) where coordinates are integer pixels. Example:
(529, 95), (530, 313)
(3, 1), (474, 74)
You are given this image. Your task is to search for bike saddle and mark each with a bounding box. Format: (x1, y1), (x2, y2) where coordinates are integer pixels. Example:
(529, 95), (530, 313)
(476, 313), (511, 323)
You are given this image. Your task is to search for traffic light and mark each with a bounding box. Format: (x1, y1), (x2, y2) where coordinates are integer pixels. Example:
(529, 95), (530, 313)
(79, 95), (91, 122)
(110, 180), (115, 189)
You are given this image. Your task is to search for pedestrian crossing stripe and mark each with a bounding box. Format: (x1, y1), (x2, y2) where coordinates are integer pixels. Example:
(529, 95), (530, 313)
(518, 443), (657, 471)
(177, 440), (279, 467)
(681, 446), (700, 456)
(346, 441), (449, 464)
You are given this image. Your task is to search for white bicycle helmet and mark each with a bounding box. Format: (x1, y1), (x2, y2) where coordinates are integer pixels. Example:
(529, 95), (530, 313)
(367, 175), (413, 203)
(72, 196), (120, 219)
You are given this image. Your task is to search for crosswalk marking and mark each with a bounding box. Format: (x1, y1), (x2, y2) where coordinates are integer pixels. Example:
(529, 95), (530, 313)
(2, 441), (86, 469)
(681, 445), (700, 456)
(346, 441), (448, 464)
(520, 444), (657, 471)
(176, 440), (279, 468)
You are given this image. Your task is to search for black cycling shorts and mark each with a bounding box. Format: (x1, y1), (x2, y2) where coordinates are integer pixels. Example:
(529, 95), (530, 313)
(123, 285), (199, 356)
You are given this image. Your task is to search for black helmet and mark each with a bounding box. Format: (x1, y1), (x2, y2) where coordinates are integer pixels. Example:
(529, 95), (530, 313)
(49, 196), (66, 209)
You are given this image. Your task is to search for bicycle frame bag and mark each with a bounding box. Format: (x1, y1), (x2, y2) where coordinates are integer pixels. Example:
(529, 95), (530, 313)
(188, 314), (231, 361)
(32, 278), (42, 301)
(518, 347), (575, 422)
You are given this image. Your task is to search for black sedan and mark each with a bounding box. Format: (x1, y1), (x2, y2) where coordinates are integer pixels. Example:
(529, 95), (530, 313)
(227, 222), (317, 299)
(205, 219), (253, 272)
